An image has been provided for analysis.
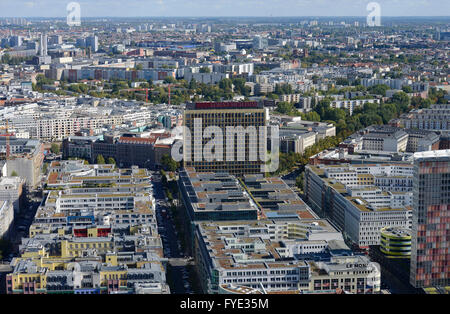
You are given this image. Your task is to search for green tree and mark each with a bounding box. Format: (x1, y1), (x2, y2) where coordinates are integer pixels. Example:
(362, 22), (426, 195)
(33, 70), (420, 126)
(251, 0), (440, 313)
(188, 78), (198, 90)
(392, 91), (410, 105)
(161, 154), (178, 172)
(42, 163), (48, 174)
(296, 173), (305, 191)
(411, 96), (431, 109)
(232, 78), (251, 96)
(96, 154), (105, 164)
(164, 76), (176, 84)
(50, 143), (60, 154)
(106, 157), (116, 165)
(11, 171), (18, 177)
(219, 78), (233, 92)
(276, 101), (295, 115)
(368, 84), (389, 96)
(402, 85), (413, 93)
(302, 111), (321, 122)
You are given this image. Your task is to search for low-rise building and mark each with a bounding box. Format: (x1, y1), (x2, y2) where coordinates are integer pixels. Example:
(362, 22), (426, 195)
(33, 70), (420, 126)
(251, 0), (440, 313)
(241, 174), (318, 220)
(6, 160), (169, 294)
(304, 164), (412, 248)
(0, 176), (26, 214)
(193, 219), (380, 294)
(0, 137), (44, 188)
(344, 125), (440, 154)
(399, 104), (450, 131)
(178, 168), (258, 222)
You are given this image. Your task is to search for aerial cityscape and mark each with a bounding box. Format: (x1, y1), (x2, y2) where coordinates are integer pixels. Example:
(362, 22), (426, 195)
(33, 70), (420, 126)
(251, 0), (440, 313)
(0, 0), (448, 301)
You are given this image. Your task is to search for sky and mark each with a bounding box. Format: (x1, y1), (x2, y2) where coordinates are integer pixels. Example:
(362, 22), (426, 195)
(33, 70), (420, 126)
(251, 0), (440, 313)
(0, 0), (449, 17)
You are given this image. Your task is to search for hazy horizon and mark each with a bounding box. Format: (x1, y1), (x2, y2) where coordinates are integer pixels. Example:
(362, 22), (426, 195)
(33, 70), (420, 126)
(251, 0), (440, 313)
(0, 0), (449, 18)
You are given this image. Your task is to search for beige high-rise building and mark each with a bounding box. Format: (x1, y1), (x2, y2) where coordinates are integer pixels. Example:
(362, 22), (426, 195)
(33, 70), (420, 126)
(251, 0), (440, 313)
(183, 102), (267, 176)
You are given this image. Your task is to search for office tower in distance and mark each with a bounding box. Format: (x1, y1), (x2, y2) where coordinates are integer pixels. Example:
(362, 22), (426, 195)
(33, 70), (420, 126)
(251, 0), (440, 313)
(183, 101), (267, 176)
(76, 37), (86, 48)
(86, 35), (98, 52)
(49, 34), (62, 45)
(252, 35), (268, 50)
(9, 35), (22, 47)
(410, 150), (450, 288)
(1, 38), (10, 48)
(34, 33), (51, 65)
(39, 33), (47, 56)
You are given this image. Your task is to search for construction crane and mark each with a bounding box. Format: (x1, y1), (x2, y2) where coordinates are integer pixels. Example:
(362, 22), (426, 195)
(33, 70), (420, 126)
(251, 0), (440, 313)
(168, 84), (171, 106)
(121, 88), (152, 102)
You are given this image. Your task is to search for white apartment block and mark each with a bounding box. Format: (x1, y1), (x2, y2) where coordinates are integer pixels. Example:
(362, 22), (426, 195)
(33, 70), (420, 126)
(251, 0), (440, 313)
(0, 176), (25, 214)
(324, 164), (414, 188)
(280, 94), (303, 103)
(361, 78), (410, 90)
(0, 200), (13, 238)
(348, 204), (412, 247)
(361, 130), (408, 152)
(305, 164), (413, 248)
(400, 105), (450, 131)
(347, 187), (412, 208)
(184, 72), (229, 84)
(279, 132), (317, 154)
(330, 99), (381, 115)
(194, 220), (380, 294)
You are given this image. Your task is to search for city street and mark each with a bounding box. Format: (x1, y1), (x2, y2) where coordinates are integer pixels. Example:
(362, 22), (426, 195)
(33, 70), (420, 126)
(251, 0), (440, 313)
(281, 168), (301, 187)
(152, 174), (193, 294)
(8, 190), (42, 257)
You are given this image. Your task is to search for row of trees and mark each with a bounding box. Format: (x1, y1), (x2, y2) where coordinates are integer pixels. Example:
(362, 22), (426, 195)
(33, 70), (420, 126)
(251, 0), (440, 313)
(0, 54), (33, 65)
(275, 86), (429, 139)
(95, 155), (116, 165)
(161, 154), (178, 172)
(34, 75), (255, 105)
(273, 134), (344, 175)
(273, 88), (433, 179)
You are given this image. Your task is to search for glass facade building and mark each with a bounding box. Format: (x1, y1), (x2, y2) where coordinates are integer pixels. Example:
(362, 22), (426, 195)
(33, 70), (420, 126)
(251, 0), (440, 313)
(410, 150), (450, 288)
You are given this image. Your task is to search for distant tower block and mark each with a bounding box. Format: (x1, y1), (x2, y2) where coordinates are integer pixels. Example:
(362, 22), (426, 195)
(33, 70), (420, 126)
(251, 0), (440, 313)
(40, 33), (48, 56)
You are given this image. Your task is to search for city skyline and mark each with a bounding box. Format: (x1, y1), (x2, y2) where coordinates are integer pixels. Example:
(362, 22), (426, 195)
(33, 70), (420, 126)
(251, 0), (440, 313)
(0, 1), (448, 297)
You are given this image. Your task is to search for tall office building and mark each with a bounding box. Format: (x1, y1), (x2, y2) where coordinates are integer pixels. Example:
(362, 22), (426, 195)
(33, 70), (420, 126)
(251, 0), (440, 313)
(183, 102), (267, 176)
(39, 33), (47, 56)
(49, 34), (62, 45)
(76, 37), (86, 48)
(252, 35), (268, 50)
(410, 150), (450, 288)
(9, 35), (22, 47)
(86, 35), (98, 52)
